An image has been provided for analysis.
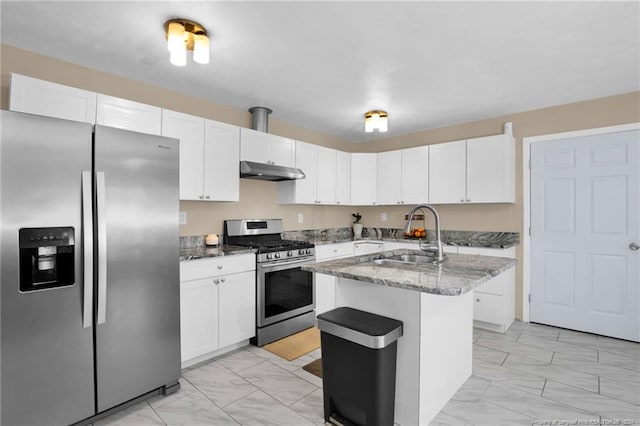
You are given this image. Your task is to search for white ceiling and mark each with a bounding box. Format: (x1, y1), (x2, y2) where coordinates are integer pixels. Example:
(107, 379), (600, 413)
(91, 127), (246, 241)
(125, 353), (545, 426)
(1, 1), (638, 142)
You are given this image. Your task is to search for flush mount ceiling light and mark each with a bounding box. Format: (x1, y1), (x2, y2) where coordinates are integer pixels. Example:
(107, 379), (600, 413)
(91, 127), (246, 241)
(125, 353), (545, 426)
(364, 110), (388, 133)
(165, 19), (209, 66)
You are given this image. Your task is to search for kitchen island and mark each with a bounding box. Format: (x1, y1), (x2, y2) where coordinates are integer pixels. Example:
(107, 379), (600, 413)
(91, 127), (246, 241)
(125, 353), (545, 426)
(303, 249), (516, 426)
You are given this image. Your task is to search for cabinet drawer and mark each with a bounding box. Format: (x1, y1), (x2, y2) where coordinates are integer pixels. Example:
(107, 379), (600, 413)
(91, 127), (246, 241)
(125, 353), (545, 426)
(316, 242), (353, 260)
(181, 254), (255, 281)
(474, 276), (506, 295)
(457, 246), (516, 258)
(473, 292), (504, 324)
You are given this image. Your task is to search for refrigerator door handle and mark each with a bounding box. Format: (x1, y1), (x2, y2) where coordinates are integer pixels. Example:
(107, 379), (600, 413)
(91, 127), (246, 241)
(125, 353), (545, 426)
(82, 171), (94, 328)
(96, 171), (108, 325)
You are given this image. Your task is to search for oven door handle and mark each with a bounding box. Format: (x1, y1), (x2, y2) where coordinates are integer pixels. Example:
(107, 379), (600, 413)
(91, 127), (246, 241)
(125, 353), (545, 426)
(258, 257), (315, 270)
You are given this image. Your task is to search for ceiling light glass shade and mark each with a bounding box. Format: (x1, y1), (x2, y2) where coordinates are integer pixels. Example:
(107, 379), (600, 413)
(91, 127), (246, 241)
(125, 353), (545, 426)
(364, 110), (388, 133)
(193, 34), (210, 64)
(170, 48), (187, 66)
(167, 22), (185, 52)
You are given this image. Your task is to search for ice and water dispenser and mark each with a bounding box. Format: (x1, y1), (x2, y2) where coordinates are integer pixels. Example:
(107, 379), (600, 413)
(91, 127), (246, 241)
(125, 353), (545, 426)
(19, 227), (75, 292)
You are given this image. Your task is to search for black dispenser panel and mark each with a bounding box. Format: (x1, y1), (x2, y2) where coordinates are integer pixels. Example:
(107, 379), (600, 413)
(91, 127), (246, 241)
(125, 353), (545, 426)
(19, 227), (75, 292)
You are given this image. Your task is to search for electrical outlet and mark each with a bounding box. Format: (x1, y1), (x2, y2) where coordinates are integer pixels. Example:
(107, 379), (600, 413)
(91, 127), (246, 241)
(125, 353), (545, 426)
(298, 213), (304, 223)
(381, 212), (387, 222)
(179, 212), (187, 225)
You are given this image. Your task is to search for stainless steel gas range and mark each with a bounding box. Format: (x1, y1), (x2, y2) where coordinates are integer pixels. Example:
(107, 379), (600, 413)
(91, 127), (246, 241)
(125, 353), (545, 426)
(224, 219), (316, 346)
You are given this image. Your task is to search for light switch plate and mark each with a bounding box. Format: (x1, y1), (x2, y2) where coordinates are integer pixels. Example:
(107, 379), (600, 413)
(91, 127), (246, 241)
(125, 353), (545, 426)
(179, 212), (187, 225)
(297, 213), (304, 223)
(381, 212), (387, 222)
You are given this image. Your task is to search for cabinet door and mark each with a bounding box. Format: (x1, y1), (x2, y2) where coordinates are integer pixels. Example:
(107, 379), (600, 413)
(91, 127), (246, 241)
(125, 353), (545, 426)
(315, 146), (337, 204)
(335, 151), (351, 205)
(315, 273), (336, 315)
(162, 110), (205, 200)
(10, 73), (97, 123)
(218, 271), (256, 347)
(240, 128), (269, 163)
(203, 120), (240, 201)
(401, 146), (429, 204)
(377, 150), (402, 205)
(350, 153), (378, 205)
(466, 134), (515, 203)
(180, 278), (218, 362)
(293, 141), (316, 204)
(269, 135), (296, 167)
(429, 140), (466, 204)
(353, 242), (383, 255)
(96, 94), (162, 135)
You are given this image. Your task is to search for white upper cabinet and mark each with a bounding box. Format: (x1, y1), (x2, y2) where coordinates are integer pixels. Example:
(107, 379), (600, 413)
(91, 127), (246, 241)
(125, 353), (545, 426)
(9, 73), (97, 123)
(96, 94), (162, 135)
(429, 139), (467, 203)
(401, 145), (430, 204)
(162, 110), (205, 200)
(350, 153), (378, 205)
(240, 128), (295, 167)
(335, 150), (351, 205)
(203, 119), (240, 202)
(429, 132), (515, 204)
(377, 150), (403, 205)
(278, 141), (336, 204)
(162, 110), (240, 201)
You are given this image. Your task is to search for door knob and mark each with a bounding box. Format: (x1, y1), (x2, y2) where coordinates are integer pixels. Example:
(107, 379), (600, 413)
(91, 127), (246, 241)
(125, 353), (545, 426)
(630, 242), (640, 251)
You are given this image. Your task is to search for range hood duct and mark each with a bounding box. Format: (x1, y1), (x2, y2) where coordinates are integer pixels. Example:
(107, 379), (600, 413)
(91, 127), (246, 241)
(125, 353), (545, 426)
(241, 106), (306, 181)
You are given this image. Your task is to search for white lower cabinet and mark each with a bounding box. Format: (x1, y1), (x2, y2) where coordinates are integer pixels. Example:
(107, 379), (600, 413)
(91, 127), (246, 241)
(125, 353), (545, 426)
(179, 255), (256, 366)
(315, 242), (354, 315)
(353, 241), (384, 256)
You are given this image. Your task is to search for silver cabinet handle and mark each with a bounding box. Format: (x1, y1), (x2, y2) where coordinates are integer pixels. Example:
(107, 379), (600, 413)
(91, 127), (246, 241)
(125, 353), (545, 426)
(81, 171), (93, 328)
(217, 265), (223, 270)
(467, 199), (470, 202)
(476, 298), (480, 302)
(199, 195), (204, 199)
(630, 242), (640, 251)
(213, 278), (219, 285)
(220, 277), (226, 283)
(460, 199), (465, 203)
(205, 195), (210, 199)
(96, 171), (108, 325)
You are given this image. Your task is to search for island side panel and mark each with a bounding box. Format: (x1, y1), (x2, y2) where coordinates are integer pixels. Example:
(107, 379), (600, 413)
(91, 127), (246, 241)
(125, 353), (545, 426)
(335, 277), (421, 426)
(419, 291), (473, 425)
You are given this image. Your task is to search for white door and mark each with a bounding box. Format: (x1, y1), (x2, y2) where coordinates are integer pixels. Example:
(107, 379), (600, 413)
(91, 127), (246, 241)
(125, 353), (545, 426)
(530, 130), (639, 341)
(218, 271), (256, 347)
(377, 150), (402, 205)
(428, 139), (466, 204)
(335, 151), (351, 205)
(203, 119), (240, 202)
(401, 145), (429, 205)
(316, 146), (337, 204)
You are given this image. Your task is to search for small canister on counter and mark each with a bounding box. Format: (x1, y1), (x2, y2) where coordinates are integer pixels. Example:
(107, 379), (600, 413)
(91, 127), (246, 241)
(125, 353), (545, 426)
(205, 233), (219, 246)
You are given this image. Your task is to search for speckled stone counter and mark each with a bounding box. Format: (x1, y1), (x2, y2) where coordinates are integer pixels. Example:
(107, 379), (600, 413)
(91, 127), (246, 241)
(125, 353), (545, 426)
(179, 236), (255, 261)
(303, 249), (516, 296)
(282, 227), (519, 249)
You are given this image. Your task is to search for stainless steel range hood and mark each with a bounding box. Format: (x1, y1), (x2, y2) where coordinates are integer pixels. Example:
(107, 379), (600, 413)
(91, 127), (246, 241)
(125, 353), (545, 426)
(240, 160), (305, 181)
(241, 107), (306, 181)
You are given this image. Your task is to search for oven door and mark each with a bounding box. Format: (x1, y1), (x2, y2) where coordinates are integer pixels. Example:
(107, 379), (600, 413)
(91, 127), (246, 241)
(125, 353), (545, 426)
(256, 257), (315, 327)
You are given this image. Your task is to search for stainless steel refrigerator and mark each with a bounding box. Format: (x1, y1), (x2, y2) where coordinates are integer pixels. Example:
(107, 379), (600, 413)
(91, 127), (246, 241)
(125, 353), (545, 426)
(0, 110), (181, 425)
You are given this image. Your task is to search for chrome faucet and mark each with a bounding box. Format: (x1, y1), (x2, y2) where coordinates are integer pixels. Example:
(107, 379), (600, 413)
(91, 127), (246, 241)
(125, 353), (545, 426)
(403, 204), (444, 262)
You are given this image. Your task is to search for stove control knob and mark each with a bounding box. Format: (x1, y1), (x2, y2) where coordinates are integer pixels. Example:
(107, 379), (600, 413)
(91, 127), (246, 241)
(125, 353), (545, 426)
(275, 253), (281, 258)
(306, 249), (312, 255)
(266, 253), (273, 259)
(287, 251), (293, 257)
(298, 249), (305, 255)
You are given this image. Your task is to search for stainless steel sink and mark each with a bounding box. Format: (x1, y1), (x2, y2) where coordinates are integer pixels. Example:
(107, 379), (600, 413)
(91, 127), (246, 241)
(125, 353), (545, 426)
(372, 253), (446, 266)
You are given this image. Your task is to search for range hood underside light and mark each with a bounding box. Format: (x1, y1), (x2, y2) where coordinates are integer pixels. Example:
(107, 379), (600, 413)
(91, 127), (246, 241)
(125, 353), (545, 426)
(239, 161), (305, 181)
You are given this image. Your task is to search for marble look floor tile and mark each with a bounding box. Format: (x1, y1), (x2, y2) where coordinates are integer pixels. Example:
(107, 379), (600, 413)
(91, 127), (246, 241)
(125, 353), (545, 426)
(472, 359), (546, 396)
(224, 390), (315, 426)
(292, 366), (324, 388)
(307, 348), (322, 359)
(503, 354), (599, 392)
(557, 329), (600, 346)
(551, 351), (640, 385)
(599, 376), (640, 405)
(473, 344), (509, 365)
(93, 402), (164, 426)
(183, 361), (257, 407)
(597, 349), (640, 372)
(450, 375), (491, 402)
(268, 353), (317, 373)
(429, 412), (470, 425)
(517, 334), (598, 361)
(216, 348), (265, 373)
(290, 388), (325, 426)
(237, 360), (318, 406)
(507, 321), (560, 340)
(475, 335), (554, 363)
(441, 398), (534, 425)
(146, 378), (199, 409)
(483, 381), (599, 422)
(542, 380), (640, 421)
(475, 328), (521, 343)
(596, 336), (640, 357)
(154, 391), (238, 425)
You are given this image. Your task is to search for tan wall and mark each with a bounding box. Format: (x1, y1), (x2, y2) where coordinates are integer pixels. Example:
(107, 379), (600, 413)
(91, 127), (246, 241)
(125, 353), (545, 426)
(2, 44), (639, 320)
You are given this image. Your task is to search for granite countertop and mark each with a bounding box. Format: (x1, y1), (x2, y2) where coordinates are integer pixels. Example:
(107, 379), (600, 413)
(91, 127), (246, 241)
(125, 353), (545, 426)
(283, 228), (519, 249)
(302, 249), (516, 296)
(179, 245), (255, 262)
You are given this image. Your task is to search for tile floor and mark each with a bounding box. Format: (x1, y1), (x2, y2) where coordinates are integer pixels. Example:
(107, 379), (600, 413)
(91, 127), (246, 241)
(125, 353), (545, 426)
(96, 321), (640, 425)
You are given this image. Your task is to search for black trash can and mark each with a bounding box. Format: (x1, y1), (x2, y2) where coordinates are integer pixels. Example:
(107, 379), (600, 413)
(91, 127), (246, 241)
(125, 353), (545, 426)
(317, 307), (403, 426)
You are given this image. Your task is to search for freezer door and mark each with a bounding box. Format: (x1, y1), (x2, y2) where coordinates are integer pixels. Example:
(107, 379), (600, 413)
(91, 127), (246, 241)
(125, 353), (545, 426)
(0, 110), (95, 425)
(93, 125), (181, 412)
